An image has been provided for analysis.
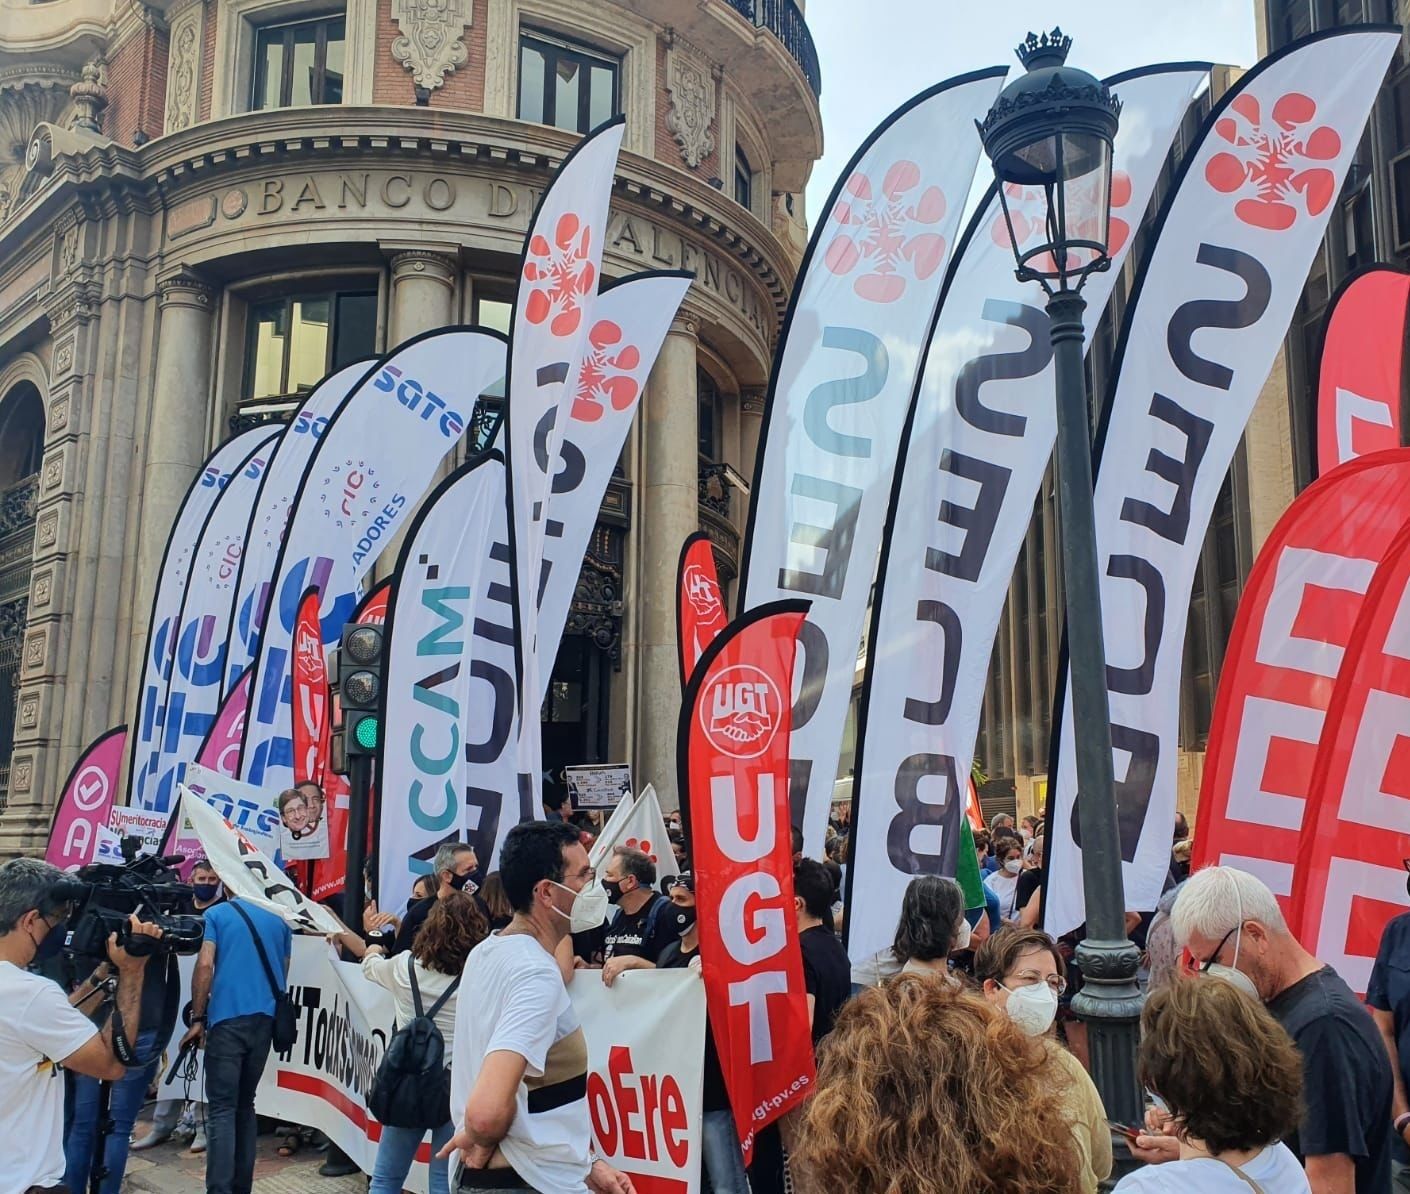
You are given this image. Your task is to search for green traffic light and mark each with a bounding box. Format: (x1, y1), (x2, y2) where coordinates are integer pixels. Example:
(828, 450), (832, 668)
(354, 716), (380, 750)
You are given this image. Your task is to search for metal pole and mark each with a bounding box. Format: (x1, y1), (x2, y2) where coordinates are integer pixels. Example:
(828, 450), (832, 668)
(343, 752), (372, 925)
(1046, 288), (1143, 1124)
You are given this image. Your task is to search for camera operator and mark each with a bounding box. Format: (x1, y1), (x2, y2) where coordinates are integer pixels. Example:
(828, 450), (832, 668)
(0, 858), (161, 1194)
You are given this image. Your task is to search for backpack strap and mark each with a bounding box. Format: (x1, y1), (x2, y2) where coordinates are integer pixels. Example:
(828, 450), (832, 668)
(406, 951), (460, 1021)
(231, 902), (285, 1003)
(642, 893), (667, 946)
(407, 953), (424, 1019)
(424, 972), (461, 1019)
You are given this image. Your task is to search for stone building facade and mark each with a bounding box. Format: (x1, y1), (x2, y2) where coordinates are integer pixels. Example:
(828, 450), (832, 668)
(0, 0), (821, 848)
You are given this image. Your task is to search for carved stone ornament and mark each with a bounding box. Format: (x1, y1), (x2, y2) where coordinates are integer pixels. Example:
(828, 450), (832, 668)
(165, 7), (202, 134)
(391, 0), (472, 91)
(665, 44), (716, 170)
(0, 70), (77, 224)
(68, 58), (108, 134)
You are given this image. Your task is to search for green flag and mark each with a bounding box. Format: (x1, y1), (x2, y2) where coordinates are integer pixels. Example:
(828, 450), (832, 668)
(957, 817), (986, 910)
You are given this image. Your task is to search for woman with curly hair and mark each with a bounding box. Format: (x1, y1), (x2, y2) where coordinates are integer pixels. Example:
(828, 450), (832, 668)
(333, 891), (489, 1194)
(1115, 977), (1307, 1191)
(792, 974), (1084, 1193)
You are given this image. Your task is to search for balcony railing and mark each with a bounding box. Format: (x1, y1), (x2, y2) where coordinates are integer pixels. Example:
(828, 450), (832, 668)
(723, 0), (821, 96)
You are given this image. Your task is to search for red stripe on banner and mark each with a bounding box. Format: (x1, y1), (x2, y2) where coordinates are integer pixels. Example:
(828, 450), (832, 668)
(619, 1172), (689, 1194)
(679, 600), (814, 1165)
(1192, 450), (1410, 921)
(1316, 266), (1410, 477)
(275, 1072), (433, 1162)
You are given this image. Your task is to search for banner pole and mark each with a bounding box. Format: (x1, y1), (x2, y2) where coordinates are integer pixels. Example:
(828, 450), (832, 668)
(344, 752), (372, 917)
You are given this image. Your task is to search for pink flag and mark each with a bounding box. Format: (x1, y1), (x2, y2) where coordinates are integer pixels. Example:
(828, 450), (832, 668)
(45, 726), (127, 871)
(198, 669), (252, 777)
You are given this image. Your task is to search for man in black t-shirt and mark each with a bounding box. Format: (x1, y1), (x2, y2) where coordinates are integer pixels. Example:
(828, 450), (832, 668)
(597, 846), (677, 985)
(793, 859), (850, 1046)
(1165, 866), (1391, 1193)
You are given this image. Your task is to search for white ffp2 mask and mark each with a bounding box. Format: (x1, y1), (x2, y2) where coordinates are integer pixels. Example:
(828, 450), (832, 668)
(551, 880), (608, 933)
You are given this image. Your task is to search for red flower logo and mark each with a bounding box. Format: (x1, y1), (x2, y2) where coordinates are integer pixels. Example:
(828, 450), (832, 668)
(823, 161), (947, 303)
(990, 170), (1134, 265)
(523, 212), (597, 337)
(1205, 92), (1341, 231)
(571, 320), (641, 422)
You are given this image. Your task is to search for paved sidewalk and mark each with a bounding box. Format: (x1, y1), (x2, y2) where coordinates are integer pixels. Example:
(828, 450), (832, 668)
(120, 1115), (366, 1193)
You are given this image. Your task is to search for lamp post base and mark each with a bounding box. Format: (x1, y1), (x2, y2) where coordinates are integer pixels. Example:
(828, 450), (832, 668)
(1071, 934), (1144, 1125)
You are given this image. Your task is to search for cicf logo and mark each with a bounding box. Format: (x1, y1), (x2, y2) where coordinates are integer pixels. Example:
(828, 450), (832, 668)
(523, 212), (597, 338)
(700, 664), (781, 759)
(823, 160), (947, 304)
(683, 563), (720, 616)
(572, 319), (641, 422)
(1205, 92), (1341, 231)
(991, 171), (1134, 260)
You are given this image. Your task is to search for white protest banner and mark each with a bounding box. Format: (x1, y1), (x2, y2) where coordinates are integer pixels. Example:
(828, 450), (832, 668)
(589, 790), (636, 870)
(176, 783), (343, 934)
(378, 452), (510, 915)
(142, 429), (282, 811)
(174, 761), (281, 856)
(737, 68), (1007, 855)
(104, 806), (170, 858)
(225, 360), (376, 693)
(505, 118), (625, 814)
(1046, 27), (1400, 935)
(846, 63), (1207, 964)
(239, 328), (506, 791)
(129, 427), (281, 809)
(535, 272), (692, 676)
(589, 782), (680, 883)
(566, 764), (633, 810)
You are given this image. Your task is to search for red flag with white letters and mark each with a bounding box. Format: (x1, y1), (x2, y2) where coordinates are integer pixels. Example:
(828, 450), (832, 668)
(1290, 516), (1410, 993)
(679, 600), (813, 1162)
(677, 532), (728, 688)
(1192, 450), (1410, 914)
(292, 586), (330, 790)
(1316, 266), (1410, 477)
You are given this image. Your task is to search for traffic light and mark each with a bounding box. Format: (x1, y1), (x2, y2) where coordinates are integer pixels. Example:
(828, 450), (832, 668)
(336, 622), (384, 758)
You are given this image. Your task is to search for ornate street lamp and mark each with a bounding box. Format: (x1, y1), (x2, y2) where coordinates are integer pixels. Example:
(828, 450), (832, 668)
(979, 29), (1143, 1124)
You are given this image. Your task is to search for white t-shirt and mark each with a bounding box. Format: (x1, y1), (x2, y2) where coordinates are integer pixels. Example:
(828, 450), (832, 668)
(1112, 1143), (1311, 1193)
(984, 868), (1021, 918)
(450, 933), (590, 1193)
(0, 961), (100, 1190)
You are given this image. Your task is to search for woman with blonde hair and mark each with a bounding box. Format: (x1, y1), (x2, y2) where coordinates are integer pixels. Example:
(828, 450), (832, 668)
(793, 974), (1084, 1193)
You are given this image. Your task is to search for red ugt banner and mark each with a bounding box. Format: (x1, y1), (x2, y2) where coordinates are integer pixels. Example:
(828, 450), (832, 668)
(677, 532), (728, 689)
(679, 600), (813, 1163)
(1317, 266), (1410, 477)
(1291, 517), (1410, 993)
(1192, 450), (1410, 910)
(292, 586), (330, 790)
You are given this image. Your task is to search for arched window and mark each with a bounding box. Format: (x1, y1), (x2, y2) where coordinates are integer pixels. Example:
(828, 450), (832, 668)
(0, 383), (45, 486)
(0, 382), (42, 808)
(697, 367), (719, 462)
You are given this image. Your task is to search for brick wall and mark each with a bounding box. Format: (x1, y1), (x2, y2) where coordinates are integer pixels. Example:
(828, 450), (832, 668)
(103, 21), (170, 146)
(197, 0), (217, 121)
(654, 38), (721, 184)
(372, 0), (488, 111)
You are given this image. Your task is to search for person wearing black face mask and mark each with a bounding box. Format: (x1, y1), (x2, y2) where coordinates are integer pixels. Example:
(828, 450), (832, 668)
(598, 846), (676, 986)
(392, 842), (487, 956)
(0, 858), (162, 1194)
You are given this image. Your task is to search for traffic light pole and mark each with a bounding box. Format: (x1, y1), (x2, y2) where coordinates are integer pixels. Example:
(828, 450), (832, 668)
(343, 752), (373, 924)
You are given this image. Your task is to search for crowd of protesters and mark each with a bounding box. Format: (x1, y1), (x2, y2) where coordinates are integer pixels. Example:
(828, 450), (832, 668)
(9, 785), (1410, 1194)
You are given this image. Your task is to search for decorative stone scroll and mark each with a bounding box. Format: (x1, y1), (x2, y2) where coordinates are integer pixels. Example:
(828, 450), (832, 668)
(390, 0), (472, 91)
(665, 43), (716, 170)
(165, 5), (203, 134)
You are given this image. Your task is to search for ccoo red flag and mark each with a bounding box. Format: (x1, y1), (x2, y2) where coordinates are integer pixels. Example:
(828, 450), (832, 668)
(678, 599), (813, 1162)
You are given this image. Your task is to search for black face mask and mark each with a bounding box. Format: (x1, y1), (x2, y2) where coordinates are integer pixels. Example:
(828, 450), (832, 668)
(672, 905), (697, 937)
(449, 870), (473, 892)
(603, 878), (626, 905)
(32, 917), (67, 963)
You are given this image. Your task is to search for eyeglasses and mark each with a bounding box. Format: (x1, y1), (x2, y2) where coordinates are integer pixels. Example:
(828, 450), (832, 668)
(1008, 969), (1066, 996)
(1200, 923), (1240, 973)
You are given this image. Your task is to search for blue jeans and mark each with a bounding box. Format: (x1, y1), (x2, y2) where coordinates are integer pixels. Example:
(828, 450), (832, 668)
(204, 1014), (274, 1194)
(64, 1027), (160, 1194)
(702, 1108), (750, 1194)
(371, 1120), (452, 1194)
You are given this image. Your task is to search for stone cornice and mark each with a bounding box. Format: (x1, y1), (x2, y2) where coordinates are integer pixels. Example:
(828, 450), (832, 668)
(1, 106), (796, 319)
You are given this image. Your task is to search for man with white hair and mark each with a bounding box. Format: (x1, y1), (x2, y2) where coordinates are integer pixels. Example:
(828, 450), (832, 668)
(1156, 865), (1391, 1194)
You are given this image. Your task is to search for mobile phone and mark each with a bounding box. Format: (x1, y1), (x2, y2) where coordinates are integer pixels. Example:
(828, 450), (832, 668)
(1106, 1119), (1142, 1143)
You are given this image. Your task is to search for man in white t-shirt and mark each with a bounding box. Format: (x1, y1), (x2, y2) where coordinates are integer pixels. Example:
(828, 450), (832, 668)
(0, 857), (161, 1193)
(441, 820), (634, 1194)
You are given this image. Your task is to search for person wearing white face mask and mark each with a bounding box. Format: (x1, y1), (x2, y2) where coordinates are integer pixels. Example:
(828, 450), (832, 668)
(975, 926), (1112, 1194)
(440, 821), (632, 1194)
(1160, 866), (1392, 1194)
(983, 839), (1025, 921)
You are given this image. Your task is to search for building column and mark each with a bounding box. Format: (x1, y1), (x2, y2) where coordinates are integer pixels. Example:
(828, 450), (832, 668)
(132, 269), (216, 642)
(637, 314), (700, 809)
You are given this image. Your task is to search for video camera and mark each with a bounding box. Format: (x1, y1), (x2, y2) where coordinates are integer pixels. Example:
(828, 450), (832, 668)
(50, 835), (205, 963)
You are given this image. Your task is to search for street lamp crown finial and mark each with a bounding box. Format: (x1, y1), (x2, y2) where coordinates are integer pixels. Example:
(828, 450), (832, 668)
(1016, 28), (1072, 72)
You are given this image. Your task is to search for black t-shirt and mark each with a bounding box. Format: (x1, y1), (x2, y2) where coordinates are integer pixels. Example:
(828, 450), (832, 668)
(391, 896), (434, 955)
(798, 925), (850, 1046)
(1268, 965), (1392, 1193)
(1368, 912), (1410, 1163)
(603, 894), (676, 964)
(1014, 867), (1042, 917)
(659, 939), (729, 1112)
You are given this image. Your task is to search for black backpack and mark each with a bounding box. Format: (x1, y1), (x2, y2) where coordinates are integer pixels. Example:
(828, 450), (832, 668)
(368, 956), (460, 1130)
